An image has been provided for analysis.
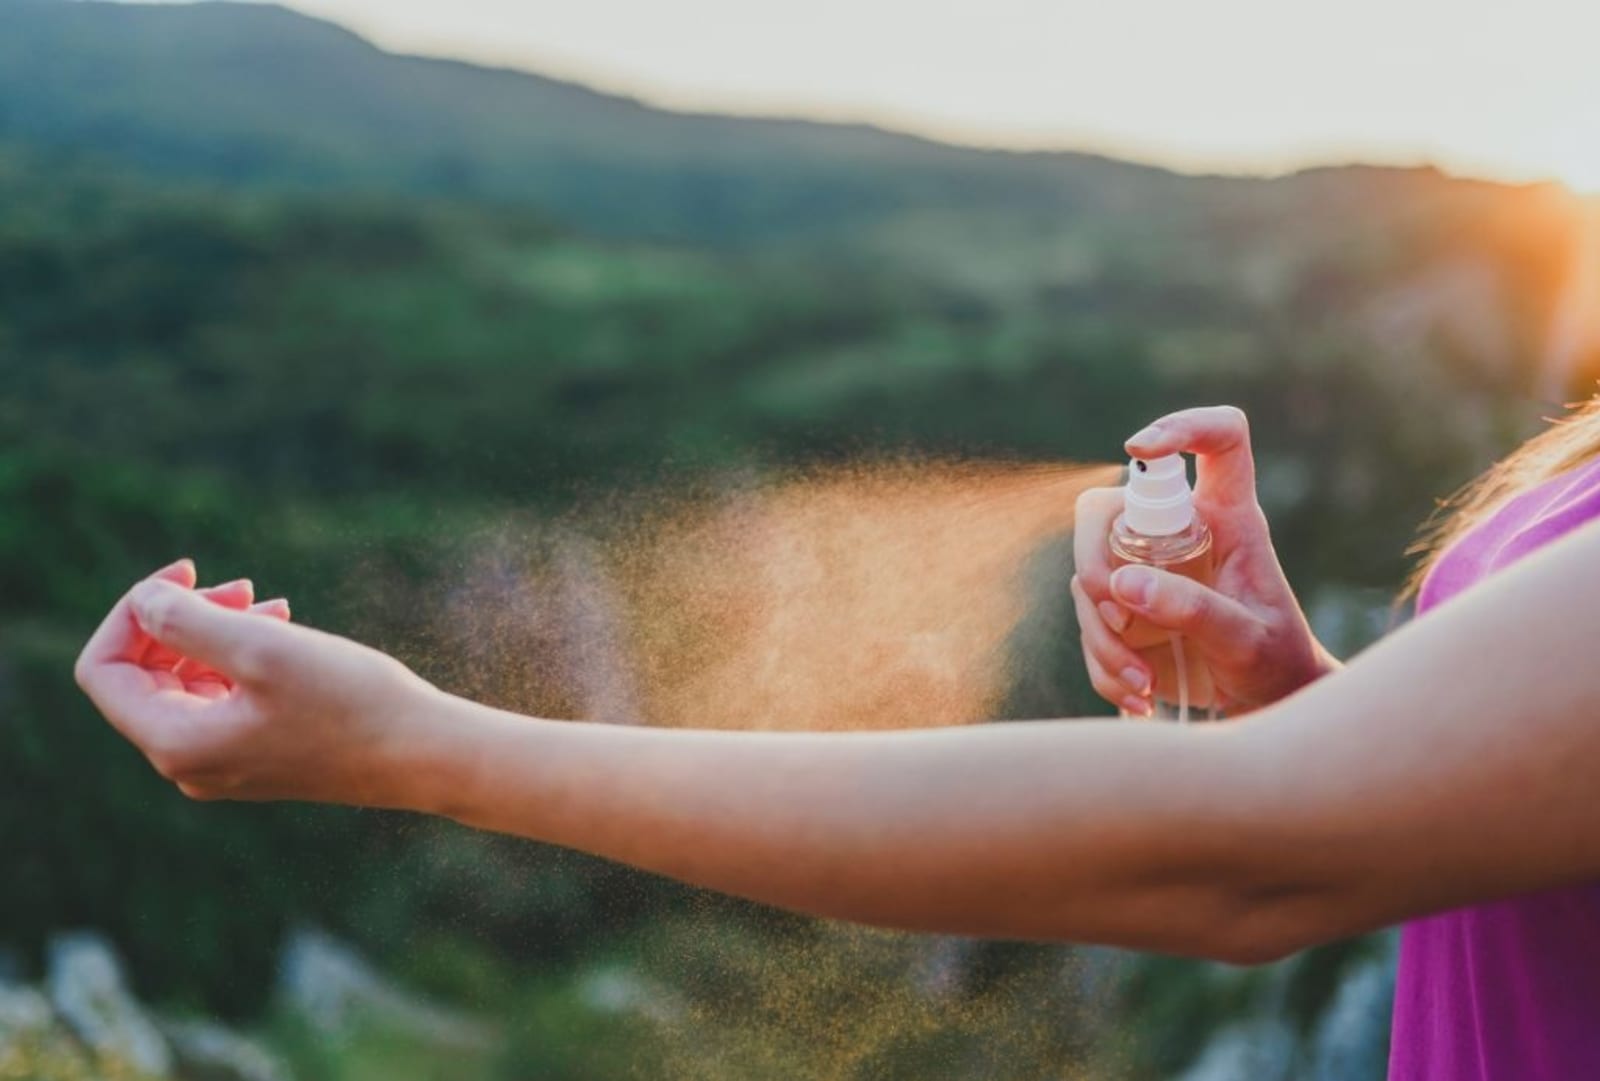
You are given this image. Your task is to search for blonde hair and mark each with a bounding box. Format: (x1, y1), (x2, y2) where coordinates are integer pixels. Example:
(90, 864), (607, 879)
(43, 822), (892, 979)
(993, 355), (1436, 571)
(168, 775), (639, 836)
(1406, 393), (1600, 597)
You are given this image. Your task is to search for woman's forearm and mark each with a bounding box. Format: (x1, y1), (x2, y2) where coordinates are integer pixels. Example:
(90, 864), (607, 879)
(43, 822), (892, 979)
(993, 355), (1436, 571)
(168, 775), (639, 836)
(401, 697), (1277, 959)
(387, 517), (1600, 963)
(96, 524), (1600, 965)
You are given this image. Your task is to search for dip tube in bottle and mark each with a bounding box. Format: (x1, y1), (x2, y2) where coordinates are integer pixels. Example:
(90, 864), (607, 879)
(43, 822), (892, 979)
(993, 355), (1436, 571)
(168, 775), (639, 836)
(1107, 454), (1217, 721)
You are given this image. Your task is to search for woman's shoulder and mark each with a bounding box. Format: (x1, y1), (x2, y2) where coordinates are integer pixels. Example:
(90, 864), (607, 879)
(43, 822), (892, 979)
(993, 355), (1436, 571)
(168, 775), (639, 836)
(1500, 453), (1600, 557)
(1419, 453), (1600, 612)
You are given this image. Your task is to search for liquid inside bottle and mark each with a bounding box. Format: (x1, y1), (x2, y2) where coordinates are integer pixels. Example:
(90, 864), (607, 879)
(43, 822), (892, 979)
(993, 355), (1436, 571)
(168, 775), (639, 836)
(1107, 463), (1219, 719)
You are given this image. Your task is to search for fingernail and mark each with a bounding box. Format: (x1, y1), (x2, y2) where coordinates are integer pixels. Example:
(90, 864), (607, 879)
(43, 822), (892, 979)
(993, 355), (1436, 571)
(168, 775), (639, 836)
(1122, 695), (1153, 718)
(1126, 422), (1164, 448)
(217, 578), (252, 592)
(1112, 566), (1156, 608)
(1121, 666), (1151, 695)
(1097, 600), (1130, 633)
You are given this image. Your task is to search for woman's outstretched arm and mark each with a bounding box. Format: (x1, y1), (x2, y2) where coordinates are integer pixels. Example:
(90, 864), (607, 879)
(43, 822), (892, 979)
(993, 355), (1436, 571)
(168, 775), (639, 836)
(76, 518), (1600, 963)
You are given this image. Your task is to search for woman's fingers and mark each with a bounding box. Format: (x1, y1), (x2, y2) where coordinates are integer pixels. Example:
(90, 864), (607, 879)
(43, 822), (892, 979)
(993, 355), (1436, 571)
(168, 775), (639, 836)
(1096, 599), (1130, 634)
(76, 558), (197, 680)
(176, 598), (292, 687)
(146, 579), (254, 672)
(1124, 405), (1257, 511)
(1108, 565), (1266, 666)
(252, 598), (292, 622)
(76, 559), (202, 742)
(1085, 649), (1153, 718)
(75, 562), (254, 752)
(1071, 575), (1152, 713)
(79, 568), (339, 795)
(129, 579), (288, 685)
(1072, 487), (1124, 600)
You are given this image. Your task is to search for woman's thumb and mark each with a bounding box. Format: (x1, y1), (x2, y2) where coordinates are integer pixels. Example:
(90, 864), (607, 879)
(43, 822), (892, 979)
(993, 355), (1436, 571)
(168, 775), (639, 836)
(131, 579), (274, 679)
(1109, 565), (1258, 646)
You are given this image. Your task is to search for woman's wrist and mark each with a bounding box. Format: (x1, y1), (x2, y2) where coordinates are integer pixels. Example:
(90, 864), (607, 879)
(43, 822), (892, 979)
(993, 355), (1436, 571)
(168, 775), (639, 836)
(1269, 640), (1341, 707)
(362, 679), (486, 815)
(1233, 635), (1341, 715)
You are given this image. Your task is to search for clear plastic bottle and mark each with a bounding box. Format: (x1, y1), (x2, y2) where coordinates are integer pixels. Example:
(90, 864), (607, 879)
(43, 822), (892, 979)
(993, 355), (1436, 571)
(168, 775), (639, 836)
(1107, 455), (1217, 721)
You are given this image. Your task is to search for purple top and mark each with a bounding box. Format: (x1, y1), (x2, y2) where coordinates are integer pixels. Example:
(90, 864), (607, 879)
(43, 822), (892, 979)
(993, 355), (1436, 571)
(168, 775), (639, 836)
(1388, 454), (1600, 1080)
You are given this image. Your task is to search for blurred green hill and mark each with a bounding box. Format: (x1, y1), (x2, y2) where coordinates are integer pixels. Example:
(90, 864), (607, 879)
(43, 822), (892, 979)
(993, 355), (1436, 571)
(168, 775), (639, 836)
(0, 0), (1177, 242)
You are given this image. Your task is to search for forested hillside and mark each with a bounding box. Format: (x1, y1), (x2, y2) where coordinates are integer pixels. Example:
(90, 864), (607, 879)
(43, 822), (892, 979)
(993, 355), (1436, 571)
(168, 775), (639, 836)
(0, 0), (1172, 241)
(2, 3), (1595, 1078)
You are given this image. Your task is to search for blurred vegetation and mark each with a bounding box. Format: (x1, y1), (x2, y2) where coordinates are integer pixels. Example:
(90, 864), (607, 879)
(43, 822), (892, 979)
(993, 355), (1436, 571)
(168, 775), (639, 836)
(3, 1), (1598, 1078)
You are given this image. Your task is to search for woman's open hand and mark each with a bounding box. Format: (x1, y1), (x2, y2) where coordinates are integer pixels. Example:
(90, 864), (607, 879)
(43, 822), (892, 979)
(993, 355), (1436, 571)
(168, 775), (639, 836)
(1071, 406), (1339, 715)
(74, 558), (437, 805)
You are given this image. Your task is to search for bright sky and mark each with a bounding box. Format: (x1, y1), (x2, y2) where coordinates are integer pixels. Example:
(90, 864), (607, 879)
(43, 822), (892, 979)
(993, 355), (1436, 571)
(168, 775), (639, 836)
(170, 0), (1600, 190)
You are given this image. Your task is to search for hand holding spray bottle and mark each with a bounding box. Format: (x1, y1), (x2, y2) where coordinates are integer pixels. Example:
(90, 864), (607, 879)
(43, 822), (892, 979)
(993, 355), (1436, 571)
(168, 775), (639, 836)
(1107, 454), (1218, 722)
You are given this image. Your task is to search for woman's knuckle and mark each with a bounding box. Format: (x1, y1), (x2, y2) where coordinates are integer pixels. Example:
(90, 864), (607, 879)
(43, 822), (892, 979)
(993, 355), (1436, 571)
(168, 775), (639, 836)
(236, 639), (283, 681)
(1238, 622), (1274, 664)
(1076, 567), (1110, 599)
(149, 749), (187, 783)
(1174, 588), (1210, 630)
(1076, 486), (1120, 519)
(143, 600), (177, 640)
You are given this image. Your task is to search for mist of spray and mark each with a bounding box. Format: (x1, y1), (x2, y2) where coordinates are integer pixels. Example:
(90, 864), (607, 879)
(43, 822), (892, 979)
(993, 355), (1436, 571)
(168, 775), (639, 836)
(428, 458), (1119, 732)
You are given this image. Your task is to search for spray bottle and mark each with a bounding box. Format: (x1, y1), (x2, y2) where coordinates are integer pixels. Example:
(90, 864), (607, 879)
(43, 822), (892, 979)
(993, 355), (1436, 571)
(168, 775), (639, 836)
(1108, 454), (1217, 722)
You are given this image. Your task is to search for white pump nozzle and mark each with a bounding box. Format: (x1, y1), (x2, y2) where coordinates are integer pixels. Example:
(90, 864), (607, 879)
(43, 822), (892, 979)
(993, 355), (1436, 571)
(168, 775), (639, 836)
(1123, 454), (1195, 536)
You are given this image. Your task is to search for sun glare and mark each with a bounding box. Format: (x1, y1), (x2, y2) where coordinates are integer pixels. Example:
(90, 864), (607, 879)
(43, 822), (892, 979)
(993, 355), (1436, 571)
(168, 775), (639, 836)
(1557, 157), (1600, 197)
(1535, 132), (1600, 194)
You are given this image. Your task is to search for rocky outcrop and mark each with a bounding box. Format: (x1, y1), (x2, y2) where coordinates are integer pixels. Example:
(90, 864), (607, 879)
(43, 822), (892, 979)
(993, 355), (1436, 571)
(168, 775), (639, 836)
(1169, 934), (1398, 1081)
(161, 1017), (292, 1081)
(280, 927), (498, 1051)
(1307, 948), (1396, 1081)
(2, 927), (502, 1080)
(0, 931), (293, 1081)
(575, 965), (685, 1025)
(0, 981), (64, 1054)
(48, 931), (174, 1076)
(0, 979), (100, 1078)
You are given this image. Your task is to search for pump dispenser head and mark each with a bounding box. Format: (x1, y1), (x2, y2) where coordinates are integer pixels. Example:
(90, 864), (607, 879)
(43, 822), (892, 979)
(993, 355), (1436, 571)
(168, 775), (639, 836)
(1123, 454), (1195, 536)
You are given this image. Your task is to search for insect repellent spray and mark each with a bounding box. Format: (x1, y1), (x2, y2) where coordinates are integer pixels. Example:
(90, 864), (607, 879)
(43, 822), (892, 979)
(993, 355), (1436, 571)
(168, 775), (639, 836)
(1107, 455), (1217, 722)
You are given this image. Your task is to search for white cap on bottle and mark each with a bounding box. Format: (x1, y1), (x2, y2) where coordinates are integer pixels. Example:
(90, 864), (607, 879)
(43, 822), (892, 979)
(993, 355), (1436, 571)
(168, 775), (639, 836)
(1123, 454), (1195, 536)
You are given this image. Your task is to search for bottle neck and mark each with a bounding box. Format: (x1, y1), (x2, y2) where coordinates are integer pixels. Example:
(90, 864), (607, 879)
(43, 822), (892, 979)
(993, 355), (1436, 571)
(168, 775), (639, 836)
(1110, 514), (1212, 566)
